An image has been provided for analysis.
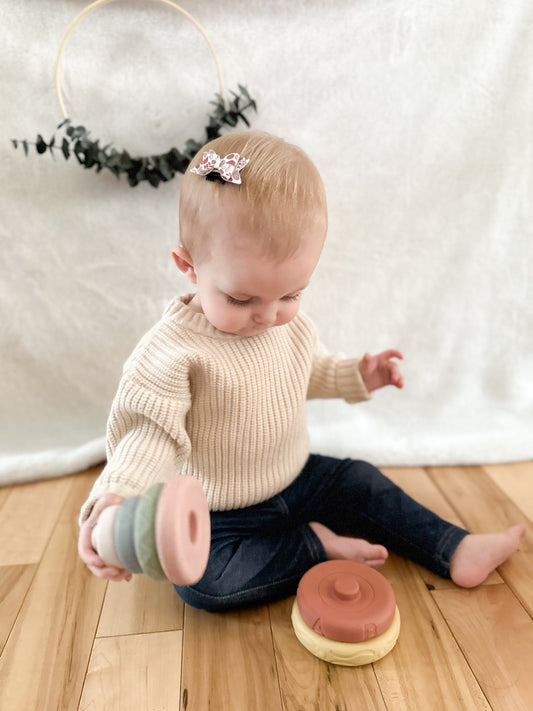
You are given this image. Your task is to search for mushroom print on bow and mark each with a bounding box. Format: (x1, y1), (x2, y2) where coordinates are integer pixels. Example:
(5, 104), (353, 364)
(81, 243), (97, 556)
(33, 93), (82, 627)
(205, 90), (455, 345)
(190, 150), (249, 184)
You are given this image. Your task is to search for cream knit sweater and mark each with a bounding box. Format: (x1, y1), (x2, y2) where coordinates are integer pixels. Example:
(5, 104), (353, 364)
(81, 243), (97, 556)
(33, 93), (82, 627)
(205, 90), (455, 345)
(79, 295), (370, 522)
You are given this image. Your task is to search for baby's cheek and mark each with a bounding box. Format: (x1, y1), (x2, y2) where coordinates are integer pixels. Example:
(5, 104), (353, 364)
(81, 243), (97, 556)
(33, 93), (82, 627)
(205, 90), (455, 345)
(211, 304), (246, 333)
(277, 302), (300, 326)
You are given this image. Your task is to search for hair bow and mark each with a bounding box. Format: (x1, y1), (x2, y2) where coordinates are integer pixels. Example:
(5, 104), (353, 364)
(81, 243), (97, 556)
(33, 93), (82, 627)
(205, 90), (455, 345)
(190, 150), (249, 184)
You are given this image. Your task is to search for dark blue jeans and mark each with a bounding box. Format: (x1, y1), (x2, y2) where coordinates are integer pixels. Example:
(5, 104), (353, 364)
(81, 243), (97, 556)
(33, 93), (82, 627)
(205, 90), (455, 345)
(175, 455), (468, 611)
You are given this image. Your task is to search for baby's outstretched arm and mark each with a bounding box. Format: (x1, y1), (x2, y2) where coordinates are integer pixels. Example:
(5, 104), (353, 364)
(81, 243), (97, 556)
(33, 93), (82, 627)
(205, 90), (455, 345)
(78, 493), (132, 582)
(359, 350), (404, 393)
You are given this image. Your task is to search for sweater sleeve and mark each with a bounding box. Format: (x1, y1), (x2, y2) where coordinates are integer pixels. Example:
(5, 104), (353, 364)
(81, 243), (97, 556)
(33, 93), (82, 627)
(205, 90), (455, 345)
(79, 374), (192, 524)
(307, 339), (371, 403)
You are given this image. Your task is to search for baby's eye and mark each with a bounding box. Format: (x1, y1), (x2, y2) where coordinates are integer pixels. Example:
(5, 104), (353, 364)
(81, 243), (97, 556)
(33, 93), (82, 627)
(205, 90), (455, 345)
(282, 293), (302, 302)
(226, 294), (251, 307)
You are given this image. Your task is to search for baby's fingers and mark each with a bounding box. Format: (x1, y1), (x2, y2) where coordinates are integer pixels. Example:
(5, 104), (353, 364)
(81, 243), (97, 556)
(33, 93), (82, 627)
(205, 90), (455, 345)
(88, 563), (132, 582)
(389, 362), (404, 388)
(382, 349), (403, 362)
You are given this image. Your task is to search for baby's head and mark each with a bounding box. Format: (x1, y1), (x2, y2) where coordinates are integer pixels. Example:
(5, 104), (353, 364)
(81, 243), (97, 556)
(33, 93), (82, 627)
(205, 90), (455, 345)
(174, 131), (327, 336)
(179, 131), (327, 262)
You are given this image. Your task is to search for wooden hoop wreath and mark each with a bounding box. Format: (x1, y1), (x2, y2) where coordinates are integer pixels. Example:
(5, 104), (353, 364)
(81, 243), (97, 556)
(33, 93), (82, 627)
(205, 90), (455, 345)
(12, 0), (256, 188)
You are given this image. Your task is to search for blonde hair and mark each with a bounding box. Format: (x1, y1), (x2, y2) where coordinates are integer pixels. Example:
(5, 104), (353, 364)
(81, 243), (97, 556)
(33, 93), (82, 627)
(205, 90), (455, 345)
(179, 131), (327, 261)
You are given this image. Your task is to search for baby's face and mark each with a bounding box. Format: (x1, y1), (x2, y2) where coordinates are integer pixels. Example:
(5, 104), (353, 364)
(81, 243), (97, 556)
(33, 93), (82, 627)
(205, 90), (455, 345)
(187, 207), (325, 337)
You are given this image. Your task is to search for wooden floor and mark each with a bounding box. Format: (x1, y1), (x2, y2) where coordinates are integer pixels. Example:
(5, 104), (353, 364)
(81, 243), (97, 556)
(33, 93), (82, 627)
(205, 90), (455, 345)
(0, 462), (532, 711)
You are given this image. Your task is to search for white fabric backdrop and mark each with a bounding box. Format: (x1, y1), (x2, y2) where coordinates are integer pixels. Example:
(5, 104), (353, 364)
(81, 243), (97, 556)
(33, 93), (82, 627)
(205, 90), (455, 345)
(1, 0), (532, 486)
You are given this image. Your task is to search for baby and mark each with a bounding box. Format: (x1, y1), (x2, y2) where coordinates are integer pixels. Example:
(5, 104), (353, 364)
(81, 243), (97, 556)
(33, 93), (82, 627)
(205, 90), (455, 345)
(78, 131), (524, 609)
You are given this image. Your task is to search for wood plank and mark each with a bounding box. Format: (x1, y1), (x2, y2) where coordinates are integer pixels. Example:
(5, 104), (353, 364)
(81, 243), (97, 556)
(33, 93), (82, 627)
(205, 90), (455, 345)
(79, 631), (182, 711)
(0, 564), (37, 654)
(0, 472), (107, 711)
(427, 466), (533, 616)
(374, 555), (491, 710)
(0, 477), (72, 565)
(0, 485), (11, 511)
(383, 467), (502, 588)
(97, 576), (184, 637)
(269, 596), (387, 711)
(181, 605), (283, 711)
(483, 461), (533, 521)
(432, 584), (533, 711)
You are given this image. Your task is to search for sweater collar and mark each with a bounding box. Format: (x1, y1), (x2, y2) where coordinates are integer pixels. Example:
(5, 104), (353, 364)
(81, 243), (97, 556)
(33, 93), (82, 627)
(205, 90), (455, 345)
(168, 294), (299, 342)
(167, 294), (255, 340)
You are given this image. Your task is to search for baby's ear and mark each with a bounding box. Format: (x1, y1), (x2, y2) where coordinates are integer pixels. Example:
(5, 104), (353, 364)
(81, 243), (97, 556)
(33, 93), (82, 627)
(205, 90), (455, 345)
(171, 247), (197, 284)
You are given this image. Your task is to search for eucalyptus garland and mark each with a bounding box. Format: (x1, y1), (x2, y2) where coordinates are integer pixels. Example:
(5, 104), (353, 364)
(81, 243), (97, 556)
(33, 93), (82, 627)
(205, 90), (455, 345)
(12, 85), (256, 188)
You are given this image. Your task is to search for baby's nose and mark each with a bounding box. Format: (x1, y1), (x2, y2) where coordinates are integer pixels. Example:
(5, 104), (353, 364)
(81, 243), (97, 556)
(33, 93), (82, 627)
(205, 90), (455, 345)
(253, 303), (278, 325)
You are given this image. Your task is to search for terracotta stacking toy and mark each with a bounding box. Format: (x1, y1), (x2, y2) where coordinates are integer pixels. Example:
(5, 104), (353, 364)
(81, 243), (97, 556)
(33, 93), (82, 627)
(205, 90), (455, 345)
(292, 560), (400, 666)
(91, 476), (211, 586)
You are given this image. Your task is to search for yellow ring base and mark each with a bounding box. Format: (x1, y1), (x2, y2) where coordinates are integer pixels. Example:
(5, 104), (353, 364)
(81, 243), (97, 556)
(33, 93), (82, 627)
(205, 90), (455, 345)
(291, 600), (401, 666)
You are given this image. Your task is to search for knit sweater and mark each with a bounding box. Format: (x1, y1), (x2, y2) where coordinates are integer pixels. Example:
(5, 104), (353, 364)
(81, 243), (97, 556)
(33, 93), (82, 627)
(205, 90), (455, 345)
(79, 294), (370, 522)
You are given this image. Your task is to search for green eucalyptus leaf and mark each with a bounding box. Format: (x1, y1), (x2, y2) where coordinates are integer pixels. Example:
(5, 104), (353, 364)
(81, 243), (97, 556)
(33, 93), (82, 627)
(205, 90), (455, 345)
(155, 157), (172, 180)
(166, 148), (189, 172)
(106, 153), (121, 168)
(238, 85), (251, 101)
(61, 138), (70, 159)
(119, 152), (133, 170)
(224, 114), (238, 127)
(71, 126), (87, 139)
(36, 135), (47, 154)
(146, 170), (160, 187)
(185, 138), (202, 153)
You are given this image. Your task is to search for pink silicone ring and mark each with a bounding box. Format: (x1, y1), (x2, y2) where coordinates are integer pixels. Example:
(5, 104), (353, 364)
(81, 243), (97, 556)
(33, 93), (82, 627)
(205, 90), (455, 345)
(296, 560), (397, 643)
(154, 476), (210, 586)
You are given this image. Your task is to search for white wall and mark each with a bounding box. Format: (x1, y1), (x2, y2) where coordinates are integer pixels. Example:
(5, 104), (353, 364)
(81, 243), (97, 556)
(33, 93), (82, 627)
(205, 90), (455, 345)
(1, 0), (532, 484)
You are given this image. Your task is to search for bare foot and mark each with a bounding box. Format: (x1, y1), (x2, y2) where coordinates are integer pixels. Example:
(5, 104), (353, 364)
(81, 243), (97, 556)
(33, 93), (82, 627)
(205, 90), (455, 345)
(310, 522), (388, 568)
(449, 525), (526, 588)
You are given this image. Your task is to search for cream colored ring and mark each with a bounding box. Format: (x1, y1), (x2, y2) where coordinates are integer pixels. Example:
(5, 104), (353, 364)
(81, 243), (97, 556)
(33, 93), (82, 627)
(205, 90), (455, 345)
(291, 600), (401, 666)
(91, 504), (123, 568)
(54, 0), (223, 119)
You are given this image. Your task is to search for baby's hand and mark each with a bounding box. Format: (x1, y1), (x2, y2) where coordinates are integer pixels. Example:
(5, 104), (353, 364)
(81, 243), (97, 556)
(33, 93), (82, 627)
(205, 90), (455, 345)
(359, 350), (404, 393)
(78, 493), (132, 582)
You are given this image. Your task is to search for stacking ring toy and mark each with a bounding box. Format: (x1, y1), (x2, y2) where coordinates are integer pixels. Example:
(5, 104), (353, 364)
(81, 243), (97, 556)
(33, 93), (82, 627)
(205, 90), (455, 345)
(91, 476), (210, 586)
(292, 560), (400, 666)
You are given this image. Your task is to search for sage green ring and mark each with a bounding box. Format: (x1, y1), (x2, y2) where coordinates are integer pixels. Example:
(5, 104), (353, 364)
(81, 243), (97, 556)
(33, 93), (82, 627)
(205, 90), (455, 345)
(114, 495), (143, 574)
(134, 483), (167, 581)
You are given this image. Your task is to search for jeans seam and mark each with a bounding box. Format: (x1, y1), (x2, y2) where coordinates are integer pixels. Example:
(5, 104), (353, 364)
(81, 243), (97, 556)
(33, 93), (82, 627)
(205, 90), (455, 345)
(274, 494), (290, 517)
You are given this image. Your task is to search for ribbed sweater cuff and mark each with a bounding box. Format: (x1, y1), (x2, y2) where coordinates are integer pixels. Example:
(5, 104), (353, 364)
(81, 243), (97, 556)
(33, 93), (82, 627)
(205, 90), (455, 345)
(336, 358), (371, 403)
